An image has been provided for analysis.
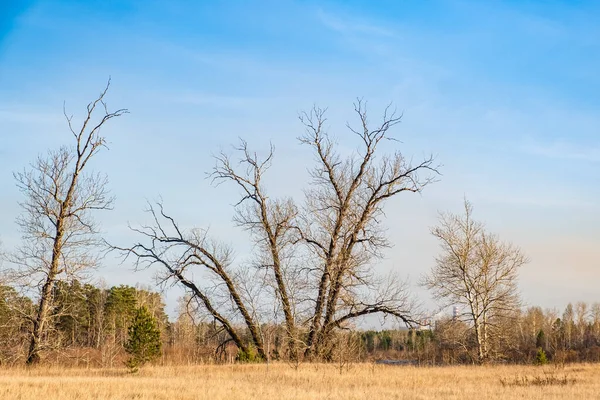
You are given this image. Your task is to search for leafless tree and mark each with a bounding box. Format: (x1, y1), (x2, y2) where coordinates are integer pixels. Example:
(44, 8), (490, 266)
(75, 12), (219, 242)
(434, 316), (472, 364)
(7, 80), (126, 364)
(591, 303), (600, 342)
(211, 140), (301, 361)
(575, 301), (588, 347)
(114, 204), (268, 360)
(298, 101), (437, 359)
(333, 330), (361, 374)
(422, 199), (527, 363)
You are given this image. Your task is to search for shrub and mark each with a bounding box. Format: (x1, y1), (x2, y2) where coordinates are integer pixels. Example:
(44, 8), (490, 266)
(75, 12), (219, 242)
(237, 346), (262, 363)
(500, 371), (576, 387)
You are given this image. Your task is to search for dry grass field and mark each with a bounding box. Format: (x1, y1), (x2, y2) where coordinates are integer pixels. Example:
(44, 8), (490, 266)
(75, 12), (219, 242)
(1, 363), (599, 399)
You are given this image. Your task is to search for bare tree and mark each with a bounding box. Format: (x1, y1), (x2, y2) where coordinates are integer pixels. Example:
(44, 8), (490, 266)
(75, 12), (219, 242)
(591, 303), (600, 343)
(298, 101), (437, 359)
(8, 80), (126, 364)
(114, 204), (268, 360)
(422, 199), (527, 363)
(574, 301), (588, 347)
(211, 140), (301, 361)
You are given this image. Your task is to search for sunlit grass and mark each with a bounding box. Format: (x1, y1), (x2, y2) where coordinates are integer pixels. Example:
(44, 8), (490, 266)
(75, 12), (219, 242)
(0, 363), (598, 399)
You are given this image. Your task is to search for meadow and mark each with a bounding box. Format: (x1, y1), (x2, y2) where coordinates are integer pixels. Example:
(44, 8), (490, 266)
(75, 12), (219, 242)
(1, 363), (599, 399)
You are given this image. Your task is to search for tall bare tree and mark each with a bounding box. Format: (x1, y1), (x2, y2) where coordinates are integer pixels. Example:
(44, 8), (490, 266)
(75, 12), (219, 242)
(211, 140), (300, 361)
(422, 200), (527, 363)
(9, 81), (126, 364)
(298, 101), (437, 359)
(115, 204), (268, 360)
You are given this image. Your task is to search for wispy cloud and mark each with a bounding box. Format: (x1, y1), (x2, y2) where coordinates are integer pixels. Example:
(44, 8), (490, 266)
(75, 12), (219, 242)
(165, 94), (262, 109)
(316, 8), (396, 38)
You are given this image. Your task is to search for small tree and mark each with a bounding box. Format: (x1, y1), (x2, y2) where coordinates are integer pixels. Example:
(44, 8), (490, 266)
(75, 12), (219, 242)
(422, 200), (527, 363)
(535, 347), (548, 365)
(125, 306), (162, 372)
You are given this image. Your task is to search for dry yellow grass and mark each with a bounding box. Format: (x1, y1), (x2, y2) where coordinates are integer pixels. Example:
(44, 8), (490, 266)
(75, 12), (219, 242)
(1, 363), (599, 399)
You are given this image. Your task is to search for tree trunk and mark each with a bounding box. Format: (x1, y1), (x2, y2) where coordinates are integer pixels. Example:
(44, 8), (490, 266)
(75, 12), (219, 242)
(304, 270), (329, 358)
(474, 321), (484, 364)
(269, 247), (297, 361)
(26, 218), (64, 365)
(26, 280), (54, 364)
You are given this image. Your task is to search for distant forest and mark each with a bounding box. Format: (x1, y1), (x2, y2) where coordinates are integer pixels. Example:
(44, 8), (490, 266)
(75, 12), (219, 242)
(0, 281), (599, 366)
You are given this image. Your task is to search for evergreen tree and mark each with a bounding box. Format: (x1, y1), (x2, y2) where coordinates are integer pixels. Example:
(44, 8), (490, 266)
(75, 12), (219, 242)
(105, 285), (138, 346)
(535, 329), (546, 350)
(124, 306), (162, 371)
(535, 347), (548, 365)
(53, 280), (90, 347)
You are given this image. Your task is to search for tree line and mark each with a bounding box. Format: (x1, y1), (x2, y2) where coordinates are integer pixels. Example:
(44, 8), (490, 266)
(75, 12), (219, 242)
(1, 279), (599, 366)
(0, 82), (593, 366)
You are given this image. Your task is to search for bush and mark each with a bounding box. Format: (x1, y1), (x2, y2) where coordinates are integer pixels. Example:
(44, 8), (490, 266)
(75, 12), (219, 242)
(500, 372), (576, 387)
(237, 346), (262, 363)
(125, 306), (162, 372)
(535, 347), (548, 366)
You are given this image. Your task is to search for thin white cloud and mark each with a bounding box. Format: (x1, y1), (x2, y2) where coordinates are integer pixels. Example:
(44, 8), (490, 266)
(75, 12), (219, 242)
(316, 8), (396, 37)
(165, 94), (262, 109)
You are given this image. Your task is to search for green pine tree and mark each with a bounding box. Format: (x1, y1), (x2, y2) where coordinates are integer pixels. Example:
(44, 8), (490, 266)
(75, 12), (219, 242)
(535, 329), (546, 350)
(124, 306), (162, 372)
(535, 347), (548, 365)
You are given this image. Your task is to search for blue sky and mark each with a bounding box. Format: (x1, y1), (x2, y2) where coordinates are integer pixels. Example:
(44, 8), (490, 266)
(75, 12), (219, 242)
(1, 0), (599, 320)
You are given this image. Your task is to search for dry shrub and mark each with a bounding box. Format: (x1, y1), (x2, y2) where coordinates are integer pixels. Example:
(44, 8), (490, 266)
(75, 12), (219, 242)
(500, 371), (577, 387)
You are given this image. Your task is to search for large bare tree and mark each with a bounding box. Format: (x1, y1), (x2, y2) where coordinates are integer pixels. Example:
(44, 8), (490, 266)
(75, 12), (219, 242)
(211, 141), (301, 361)
(118, 100), (437, 361)
(298, 102), (436, 359)
(9, 81), (126, 364)
(115, 204), (269, 360)
(422, 200), (527, 363)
